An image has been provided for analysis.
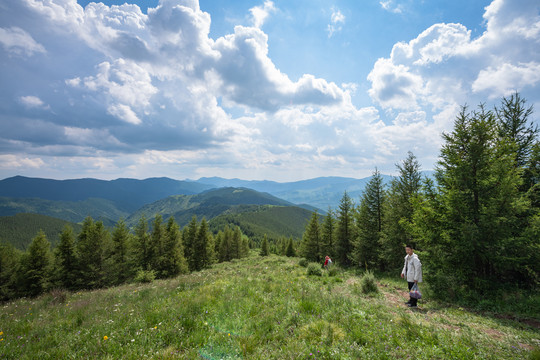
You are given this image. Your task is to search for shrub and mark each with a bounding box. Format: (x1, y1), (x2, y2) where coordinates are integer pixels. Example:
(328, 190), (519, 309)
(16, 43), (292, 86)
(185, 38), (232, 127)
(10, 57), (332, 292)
(328, 266), (340, 277)
(134, 269), (156, 283)
(298, 258), (309, 267)
(360, 271), (378, 294)
(307, 263), (322, 276)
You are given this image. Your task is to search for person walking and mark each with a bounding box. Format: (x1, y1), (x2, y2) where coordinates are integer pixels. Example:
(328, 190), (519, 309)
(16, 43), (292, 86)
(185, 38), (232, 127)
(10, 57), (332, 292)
(401, 244), (422, 308)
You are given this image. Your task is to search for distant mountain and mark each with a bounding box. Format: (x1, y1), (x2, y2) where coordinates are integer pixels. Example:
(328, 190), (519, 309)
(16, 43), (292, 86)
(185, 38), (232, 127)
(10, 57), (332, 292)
(125, 187), (297, 228)
(0, 196), (128, 226)
(0, 213), (82, 250)
(195, 176), (394, 209)
(0, 176), (212, 212)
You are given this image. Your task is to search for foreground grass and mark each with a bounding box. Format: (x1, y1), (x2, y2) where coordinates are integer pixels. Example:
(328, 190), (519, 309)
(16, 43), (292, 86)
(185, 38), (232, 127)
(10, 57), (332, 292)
(1, 254), (539, 359)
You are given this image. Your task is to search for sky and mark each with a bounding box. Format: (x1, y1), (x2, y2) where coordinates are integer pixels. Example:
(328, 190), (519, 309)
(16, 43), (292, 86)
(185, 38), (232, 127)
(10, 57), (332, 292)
(0, 0), (539, 182)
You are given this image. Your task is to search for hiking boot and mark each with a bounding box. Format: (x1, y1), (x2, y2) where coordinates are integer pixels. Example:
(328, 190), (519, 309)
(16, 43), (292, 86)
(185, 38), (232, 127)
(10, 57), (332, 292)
(407, 303), (417, 308)
(404, 301), (411, 305)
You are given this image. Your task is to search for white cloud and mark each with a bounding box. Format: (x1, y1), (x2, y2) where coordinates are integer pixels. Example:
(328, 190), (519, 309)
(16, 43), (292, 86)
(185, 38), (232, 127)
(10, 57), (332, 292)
(327, 8), (345, 38)
(0, 155), (44, 169)
(0, 26), (46, 56)
(19, 95), (48, 109)
(380, 0), (403, 14)
(107, 104), (142, 125)
(472, 62), (540, 97)
(249, 0), (276, 29)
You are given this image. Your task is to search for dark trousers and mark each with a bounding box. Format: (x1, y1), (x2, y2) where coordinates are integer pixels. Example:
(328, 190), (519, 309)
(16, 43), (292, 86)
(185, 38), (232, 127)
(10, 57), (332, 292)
(407, 282), (418, 306)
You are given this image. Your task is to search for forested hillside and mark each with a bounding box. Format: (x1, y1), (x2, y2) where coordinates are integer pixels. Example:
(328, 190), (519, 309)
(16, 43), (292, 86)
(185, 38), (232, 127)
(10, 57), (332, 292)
(0, 213), (82, 249)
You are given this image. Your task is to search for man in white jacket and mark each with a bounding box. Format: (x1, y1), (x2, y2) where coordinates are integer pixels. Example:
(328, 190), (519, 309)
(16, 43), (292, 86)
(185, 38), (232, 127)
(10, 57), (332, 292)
(401, 244), (422, 307)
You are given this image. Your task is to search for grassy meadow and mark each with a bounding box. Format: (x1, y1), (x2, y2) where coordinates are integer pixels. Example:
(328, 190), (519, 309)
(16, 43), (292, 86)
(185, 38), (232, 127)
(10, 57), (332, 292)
(1, 254), (538, 359)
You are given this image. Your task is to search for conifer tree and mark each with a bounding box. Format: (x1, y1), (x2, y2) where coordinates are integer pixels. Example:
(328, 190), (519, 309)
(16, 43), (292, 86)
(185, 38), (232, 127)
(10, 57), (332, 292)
(193, 218), (213, 270)
(335, 191), (355, 266)
(21, 230), (52, 296)
(217, 227), (231, 262)
(76, 218), (110, 289)
(162, 216), (188, 276)
(134, 215), (151, 271)
(110, 219), (132, 284)
(380, 152), (422, 270)
(320, 208), (335, 260)
(54, 225), (78, 289)
(301, 211), (321, 262)
(184, 216), (198, 271)
(150, 214), (165, 276)
(0, 241), (21, 300)
(285, 237), (296, 257)
(353, 169), (385, 270)
(260, 235), (270, 256)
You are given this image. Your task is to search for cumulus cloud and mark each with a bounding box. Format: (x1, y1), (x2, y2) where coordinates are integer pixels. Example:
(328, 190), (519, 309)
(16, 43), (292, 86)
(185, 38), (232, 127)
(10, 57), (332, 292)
(368, 0), (540, 118)
(19, 96), (49, 109)
(249, 0), (276, 28)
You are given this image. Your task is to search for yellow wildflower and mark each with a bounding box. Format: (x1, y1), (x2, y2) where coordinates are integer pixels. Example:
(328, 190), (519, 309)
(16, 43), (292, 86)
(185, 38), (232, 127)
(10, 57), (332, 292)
(103, 336), (108, 340)
(0, 331), (3, 336)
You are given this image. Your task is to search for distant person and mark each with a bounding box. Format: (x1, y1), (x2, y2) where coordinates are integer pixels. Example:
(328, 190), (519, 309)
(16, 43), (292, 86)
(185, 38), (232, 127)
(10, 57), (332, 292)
(324, 255), (332, 269)
(400, 244), (422, 308)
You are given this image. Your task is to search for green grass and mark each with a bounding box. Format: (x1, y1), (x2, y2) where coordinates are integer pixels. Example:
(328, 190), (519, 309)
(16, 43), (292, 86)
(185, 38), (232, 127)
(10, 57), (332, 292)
(1, 254), (538, 359)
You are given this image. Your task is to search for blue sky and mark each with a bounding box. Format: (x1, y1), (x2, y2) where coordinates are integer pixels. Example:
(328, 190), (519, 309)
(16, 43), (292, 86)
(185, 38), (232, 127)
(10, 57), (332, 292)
(1, 0), (539, 181)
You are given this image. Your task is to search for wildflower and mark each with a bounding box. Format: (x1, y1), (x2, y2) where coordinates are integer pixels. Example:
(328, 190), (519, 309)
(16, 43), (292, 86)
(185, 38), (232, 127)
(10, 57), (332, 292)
(228, 333), (230, 337)
(154, 326), (157, 329)
(103, 336), (108, 340)
(0, 332), (3, 336)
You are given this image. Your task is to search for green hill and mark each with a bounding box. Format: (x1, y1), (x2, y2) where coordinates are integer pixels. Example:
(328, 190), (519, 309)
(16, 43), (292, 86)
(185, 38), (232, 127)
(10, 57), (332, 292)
(209, 205), (315, 242)
(0, 213), (82, 250)
(125, 187), (299, 228)
(0, 196), (128, 225)
(0, 255), (537, 359)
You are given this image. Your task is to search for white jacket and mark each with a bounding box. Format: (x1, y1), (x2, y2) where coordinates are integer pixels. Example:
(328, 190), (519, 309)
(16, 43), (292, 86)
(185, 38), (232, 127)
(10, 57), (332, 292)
(401, 253), (422, 283)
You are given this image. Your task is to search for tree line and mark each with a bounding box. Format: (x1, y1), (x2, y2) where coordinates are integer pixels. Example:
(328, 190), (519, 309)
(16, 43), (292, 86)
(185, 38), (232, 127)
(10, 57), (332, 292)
(300, 93), (539, 302)
(0, 214), (250, 301)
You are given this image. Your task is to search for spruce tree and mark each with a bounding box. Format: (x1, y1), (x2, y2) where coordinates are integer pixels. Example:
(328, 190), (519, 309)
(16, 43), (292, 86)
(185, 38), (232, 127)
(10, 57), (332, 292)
(260, 235), (270, 256)
(335, 191), (355, 266)
(21, 230), (52, 296)
(353, 169), (385, 270)
(301, 211), (321, 262)
(285, 237), (296, 257)
(0, 241), (21, 300)
(162, 217), (188, 276)
(380, 152), (422, 270)
(134, 215), (151, 271)
(76, 219), (110, 289)
(184, 216), (198, 271)
(111, 219), (132, 284)
(55, 225), (78, 289)
(320, 208), (335, 260)
(150, 214), (165, 277)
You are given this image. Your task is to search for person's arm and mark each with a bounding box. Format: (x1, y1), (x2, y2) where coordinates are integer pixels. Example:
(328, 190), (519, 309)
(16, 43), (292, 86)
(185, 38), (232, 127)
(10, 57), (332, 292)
(401, 258), (407, 278)
(413, 257), (422, 283)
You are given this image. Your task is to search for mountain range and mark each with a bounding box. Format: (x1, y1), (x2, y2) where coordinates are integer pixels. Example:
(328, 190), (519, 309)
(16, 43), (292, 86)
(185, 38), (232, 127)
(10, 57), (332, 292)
(0, 174), (422, 249)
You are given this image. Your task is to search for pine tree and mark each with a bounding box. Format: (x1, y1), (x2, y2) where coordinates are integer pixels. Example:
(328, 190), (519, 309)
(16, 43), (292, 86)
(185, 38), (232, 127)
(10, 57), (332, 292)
(110, 219), (132, 284)
(193, 218), (213, 270)
(353, 169), (385, 270)
(495, 92), (538, 167)
(380, 152), (422, 271)
(0, 241), (21, 300)
(260, 235), (270, 256)
(184, 216), (198, 271)
(162, 217), (188, 277)
(414, 104), (528, 297)
(285, 237), (296, 257)
(134, 215), (151, 271)
(335, 191), (355, 266)
(76, 218), (110, 289)
(320, 208), (335, 260)
(301, 211), (321, 262)
(54, 225), (78, 289)
(150, 214), (165, 277)
(21, 230), (52, 296)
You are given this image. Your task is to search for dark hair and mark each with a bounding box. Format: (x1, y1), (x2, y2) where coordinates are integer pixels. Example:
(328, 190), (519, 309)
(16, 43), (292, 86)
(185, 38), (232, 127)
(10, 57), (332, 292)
(405, 244), (413, 249)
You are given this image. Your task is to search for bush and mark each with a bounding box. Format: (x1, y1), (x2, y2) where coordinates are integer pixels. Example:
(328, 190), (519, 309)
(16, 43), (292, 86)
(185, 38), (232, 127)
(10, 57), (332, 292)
(298, 258), (309, 267)
(360, 271), (378, 294)
(327, 266), (340, 277)
(307, 263), (322, 276)
(134, 269), (156, 283)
